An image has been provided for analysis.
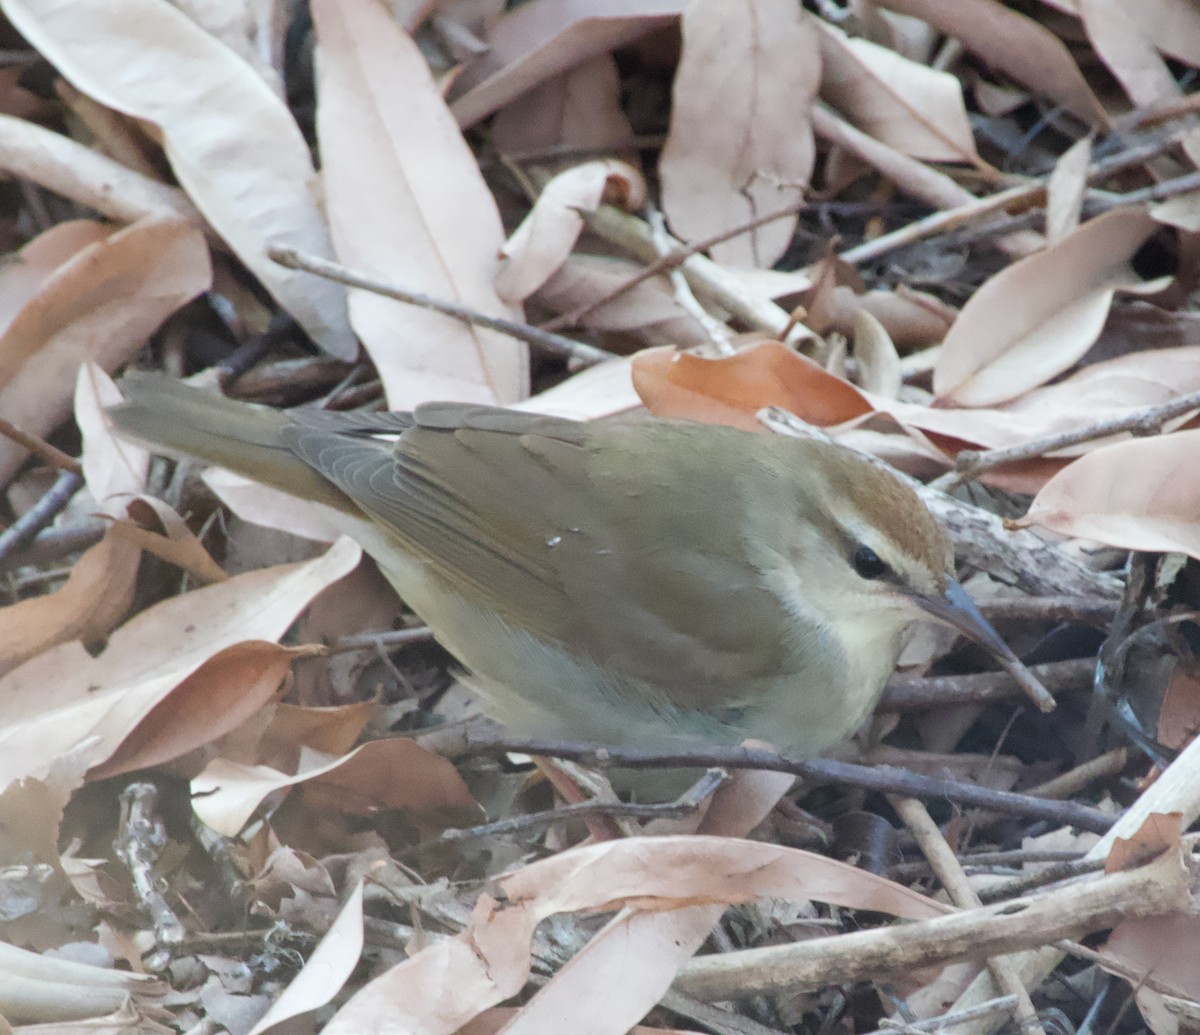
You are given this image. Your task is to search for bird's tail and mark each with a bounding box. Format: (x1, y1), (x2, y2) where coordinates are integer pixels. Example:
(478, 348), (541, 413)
(107, 371), (353, 511)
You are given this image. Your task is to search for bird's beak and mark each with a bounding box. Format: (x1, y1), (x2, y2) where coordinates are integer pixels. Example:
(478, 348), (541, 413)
(915, 579), (1056, 713)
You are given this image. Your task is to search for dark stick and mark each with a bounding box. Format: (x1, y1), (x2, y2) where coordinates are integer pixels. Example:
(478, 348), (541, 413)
(0, 470), (84, 565)
(463, 736), (1115, 833)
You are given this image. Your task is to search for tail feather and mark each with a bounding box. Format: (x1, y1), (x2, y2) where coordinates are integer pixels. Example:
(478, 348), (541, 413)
(108, 372), (355, 512)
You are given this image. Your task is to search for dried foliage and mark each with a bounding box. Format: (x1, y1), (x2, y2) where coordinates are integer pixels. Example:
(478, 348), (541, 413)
(2, 1), (1200, 1033)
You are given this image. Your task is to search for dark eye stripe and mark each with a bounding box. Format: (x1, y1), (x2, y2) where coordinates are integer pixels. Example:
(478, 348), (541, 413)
(852, 544), (890, 580)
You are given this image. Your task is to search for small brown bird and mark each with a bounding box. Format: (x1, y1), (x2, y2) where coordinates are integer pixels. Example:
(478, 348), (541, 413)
(109, 373), (1050, 762)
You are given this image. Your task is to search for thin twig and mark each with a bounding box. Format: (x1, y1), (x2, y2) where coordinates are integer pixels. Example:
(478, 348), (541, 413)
(462, 735), (1116, 833)
(411, 769), (726, 854)
(647, 205), (736, 354)
(888, 795), (1047, 1035)
(863, 997), (1020, 1035)
(539, 195), (810, 333)
(267, 246), (614, 367)
(939, 385), (1200, 489)
(0, 470), (84, 566)
(0, 417), (82, 474)
(880, 658), (1093, 711)
(331, 626), (435, 654)
(839, 126), (1187, 267)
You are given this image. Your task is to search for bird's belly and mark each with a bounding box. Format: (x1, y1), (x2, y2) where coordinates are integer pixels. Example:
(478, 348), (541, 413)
(373, 545), (900, 756)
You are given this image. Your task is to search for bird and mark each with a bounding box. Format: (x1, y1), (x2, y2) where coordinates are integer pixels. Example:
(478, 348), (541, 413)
(108, 372), (1051, 767)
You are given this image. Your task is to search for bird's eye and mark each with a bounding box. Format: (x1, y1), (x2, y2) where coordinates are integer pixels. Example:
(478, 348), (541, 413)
(852, 544), (889, 580)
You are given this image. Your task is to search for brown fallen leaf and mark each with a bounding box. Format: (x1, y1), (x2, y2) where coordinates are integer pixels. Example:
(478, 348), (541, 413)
(0, 367), (149, 678)
(0, 0), (353, 357)
(1018, 430), (1200, 558)
(875, 0), (1108, 127)
(632, 342), (872, 430)
(491, 53), (637, 157)
(1078, 0), (1179, 109)
(659, 0), (818, 268)
(450, 0), (686, 129)
(324, 829), (948, 1035)
(313, 0), (528, 406)
(0, 537), (361, 798)
(192, 735), (481, 835)
(817, 19), (978, 164)
(933, 208), (1162, 407)
(496, 160), (645, 305)
(0, 219), (206, 485)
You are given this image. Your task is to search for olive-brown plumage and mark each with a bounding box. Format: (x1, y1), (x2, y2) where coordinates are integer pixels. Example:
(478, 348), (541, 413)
(108, 373), (1050, 762)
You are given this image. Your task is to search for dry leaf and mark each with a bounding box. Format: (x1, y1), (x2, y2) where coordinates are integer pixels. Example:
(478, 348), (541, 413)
(0, 217), (208, 486)
(0, 537), (361, 797)
(632, 342), (872, 430)
(0, 367), (149, 677)
(324, 832), (948, 1035)
(817, 20), (978, 164)
(659, 0), (818, 268)
(496, 160), (645, 304)
(853, 309), (902, 398)
(876, 0), (1107, 127)
(313, 0), (528, 406)
(933, 208), (1160, 407)
(1019, 430), (1200, 558)
(247, 882), (364, 1035)
(1045, 135), (1092, 244)
(510, 356), (641, 421)
(192, 736), (480, 835)
(533, 254), (710, 348)
(1078, 0), (1179, 108)
(0, 0), (354, 357)
(450, 0), (685, 129)
(490, 53), (636, 156)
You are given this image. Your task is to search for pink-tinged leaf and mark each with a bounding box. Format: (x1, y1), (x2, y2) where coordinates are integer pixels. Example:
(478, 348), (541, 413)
(0, 0), (354, 357)
(933, 208), (1160, 407)
(0, 537), (361, 798)
(876, 0), (1108, 127)
(496, 160), (644, 304)
(451, 0), (685, 129)
(0, 216), (211, 487)
(1020, 430), (1200, 558)
(659, 0), (818, 268)
(314, 0), (528, 407)
(817, 20), (978, 164)
(324, 833), (947, 1035)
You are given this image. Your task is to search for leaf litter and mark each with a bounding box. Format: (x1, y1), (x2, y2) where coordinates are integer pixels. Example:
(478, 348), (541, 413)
(0, 1), (1199, 1033)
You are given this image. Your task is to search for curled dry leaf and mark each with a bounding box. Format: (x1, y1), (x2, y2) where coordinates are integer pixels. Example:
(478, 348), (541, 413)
(0, 0), (354, 358)
(817, 20), (978, 164)
(875, 0), (1108, 127)
(314, 0), (528, 407)
(192, 736), (481, 836)
(933, 208), (1161, 407)
(496, 160), (646, 305)
(0, 366), (148, 678)
(0, 217), (209, 486)
(632, 341), (872, 431)
(0, 537), (360, 798)
(659, 0), (819, 268)
(324, 833), (947, 1035)
(853, 309), (902, 398)
(450, 0), (686, 129)
(1018, 430), (1200, 558)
